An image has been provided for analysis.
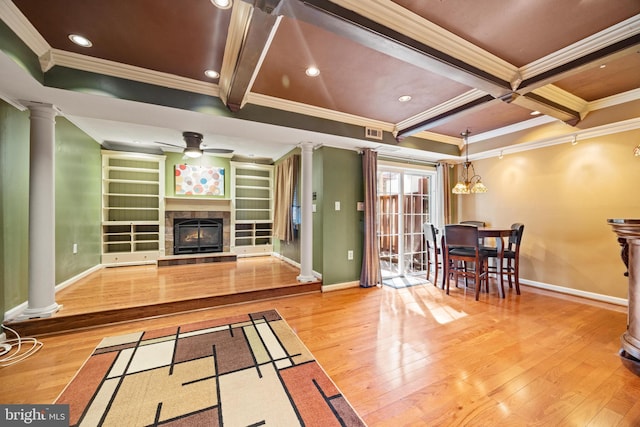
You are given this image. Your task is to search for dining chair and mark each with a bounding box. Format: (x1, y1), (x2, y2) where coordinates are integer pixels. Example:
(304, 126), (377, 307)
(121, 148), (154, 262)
(443, 224), (490, 300)
(423, 223), (442, 288)
(485, 223), (525, 295)
(460, 220), (487, 246)
(460, 220), (486, 227)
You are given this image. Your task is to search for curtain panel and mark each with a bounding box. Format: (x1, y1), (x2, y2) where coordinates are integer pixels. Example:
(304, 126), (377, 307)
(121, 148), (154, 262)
(273, 154), (299, 242)
(438, 162), (452, 225)
(360, 149), (382, 288)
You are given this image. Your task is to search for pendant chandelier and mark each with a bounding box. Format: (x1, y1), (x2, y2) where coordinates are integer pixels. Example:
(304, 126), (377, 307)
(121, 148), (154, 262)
(452, 130), (488, 194)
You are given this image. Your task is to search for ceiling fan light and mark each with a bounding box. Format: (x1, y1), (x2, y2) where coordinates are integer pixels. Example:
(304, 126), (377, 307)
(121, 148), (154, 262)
(184, 147), (202, 158)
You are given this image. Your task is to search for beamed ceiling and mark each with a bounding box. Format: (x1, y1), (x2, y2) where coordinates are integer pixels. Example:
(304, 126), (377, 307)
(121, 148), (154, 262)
(0, 0), (639, 162)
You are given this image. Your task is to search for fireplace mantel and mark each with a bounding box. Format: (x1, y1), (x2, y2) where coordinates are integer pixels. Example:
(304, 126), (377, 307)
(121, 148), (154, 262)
(165, 197), (231, 212)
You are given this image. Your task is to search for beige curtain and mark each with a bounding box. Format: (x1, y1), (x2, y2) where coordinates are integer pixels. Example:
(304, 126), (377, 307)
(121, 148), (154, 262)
(438, 161), (452, 224)
(273, 154), (299, 242)
(360, 149), (382, 287)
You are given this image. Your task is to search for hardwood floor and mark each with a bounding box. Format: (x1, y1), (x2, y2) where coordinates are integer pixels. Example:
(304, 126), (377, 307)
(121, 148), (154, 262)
(1, 258), (639, 426)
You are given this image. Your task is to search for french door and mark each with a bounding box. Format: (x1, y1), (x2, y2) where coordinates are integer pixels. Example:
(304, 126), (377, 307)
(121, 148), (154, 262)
(377, 166), (436, 279)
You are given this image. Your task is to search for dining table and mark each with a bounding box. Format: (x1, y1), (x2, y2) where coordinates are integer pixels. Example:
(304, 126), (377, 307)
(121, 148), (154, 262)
(478, 227), (514, 298)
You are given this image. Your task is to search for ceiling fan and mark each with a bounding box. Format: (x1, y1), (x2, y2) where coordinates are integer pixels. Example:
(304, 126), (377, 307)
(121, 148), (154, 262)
(156, 131), (234, 158)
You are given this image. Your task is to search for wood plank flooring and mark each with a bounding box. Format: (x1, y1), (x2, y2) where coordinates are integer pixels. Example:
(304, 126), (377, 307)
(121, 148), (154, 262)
(1, 258), (639, 426)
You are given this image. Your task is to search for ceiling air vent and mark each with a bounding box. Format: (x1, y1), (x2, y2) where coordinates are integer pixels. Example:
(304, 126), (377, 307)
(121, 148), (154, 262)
(365, 127), (383, 140)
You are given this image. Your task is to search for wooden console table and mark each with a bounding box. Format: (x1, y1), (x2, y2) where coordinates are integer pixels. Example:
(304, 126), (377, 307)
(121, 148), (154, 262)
(608, 218), (640, 363)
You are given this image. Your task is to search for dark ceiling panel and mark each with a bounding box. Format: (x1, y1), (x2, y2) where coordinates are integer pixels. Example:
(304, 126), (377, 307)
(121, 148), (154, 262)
(14, 0), (231, 81)
(554, 51), (640, 102)
(428, 101), (537, 138)
(252, 17), (472, 123)
(391, 0), (640, 67)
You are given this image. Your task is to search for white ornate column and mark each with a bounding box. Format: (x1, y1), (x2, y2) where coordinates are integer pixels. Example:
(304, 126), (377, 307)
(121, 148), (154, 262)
(297, 142), (315, 282)
(19, 103), (60, 319)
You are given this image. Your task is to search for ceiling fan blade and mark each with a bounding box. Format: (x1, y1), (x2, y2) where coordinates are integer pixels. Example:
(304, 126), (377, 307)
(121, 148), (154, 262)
(154, 141), (184, 149)
(202, 148), (234, 154)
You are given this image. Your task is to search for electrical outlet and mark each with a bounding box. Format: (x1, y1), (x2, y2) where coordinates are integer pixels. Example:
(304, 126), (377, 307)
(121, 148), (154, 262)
(73, 243), (78, 254)
(335, 201), (341, 211)
(347, 250), (354, 260)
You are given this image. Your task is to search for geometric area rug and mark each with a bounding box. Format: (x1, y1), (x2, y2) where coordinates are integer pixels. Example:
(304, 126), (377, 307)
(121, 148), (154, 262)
(55, 309), (366, 426)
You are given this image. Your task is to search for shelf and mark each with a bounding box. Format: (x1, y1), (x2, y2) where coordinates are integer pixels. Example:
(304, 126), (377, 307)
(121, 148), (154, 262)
(231, 162), (274, 254)
(101, 151), (165, 265)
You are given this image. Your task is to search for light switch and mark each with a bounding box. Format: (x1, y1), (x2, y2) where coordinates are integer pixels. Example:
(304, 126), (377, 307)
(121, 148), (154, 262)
(312, 204), (316, 212)
(335, 201), (341, 211)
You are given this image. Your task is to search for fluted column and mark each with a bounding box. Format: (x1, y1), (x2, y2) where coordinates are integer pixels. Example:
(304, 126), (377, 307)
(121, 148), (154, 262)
(297, 142), (315, 282)
(19, 103), (60, 319)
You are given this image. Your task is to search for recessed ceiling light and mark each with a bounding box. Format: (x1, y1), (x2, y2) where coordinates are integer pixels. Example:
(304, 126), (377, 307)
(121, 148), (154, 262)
(398, 95), (412, 102)
(211, 0), (232, 10)
(530, 110), (541, 116)
(305, 66), (320, 77)
(600, 64), (607, 69)
(204, 69), (220, 79)
(68, 34), (92, 47)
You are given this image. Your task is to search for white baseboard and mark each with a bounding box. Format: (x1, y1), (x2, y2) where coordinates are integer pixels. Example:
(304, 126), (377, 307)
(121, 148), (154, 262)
(55, 264), (104, 293)
(520, 278), (628, 306)
(271, 253), (322, 280)
(4, 264), (103, 321)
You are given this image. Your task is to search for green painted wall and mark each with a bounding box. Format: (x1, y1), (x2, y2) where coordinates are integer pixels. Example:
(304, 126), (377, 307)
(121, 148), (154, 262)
(317, 147), (364, 285)
(164, 153), (231, 198)
(0, 101), (30, 315)
(55, 118), (102, 283)
(0, 102), (102, 316)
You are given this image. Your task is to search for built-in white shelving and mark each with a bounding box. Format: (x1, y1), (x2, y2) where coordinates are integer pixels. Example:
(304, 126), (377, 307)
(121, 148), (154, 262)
(101, 151), (165, 265)
(230, 162), (274, 256)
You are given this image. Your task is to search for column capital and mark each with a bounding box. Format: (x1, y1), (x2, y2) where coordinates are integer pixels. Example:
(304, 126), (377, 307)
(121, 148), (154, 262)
(24, 101), (61, 120)
(297, 141), (314, 151)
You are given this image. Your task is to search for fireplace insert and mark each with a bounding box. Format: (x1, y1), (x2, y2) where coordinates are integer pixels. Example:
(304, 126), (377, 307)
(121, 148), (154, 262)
(174, 218), (223, 254)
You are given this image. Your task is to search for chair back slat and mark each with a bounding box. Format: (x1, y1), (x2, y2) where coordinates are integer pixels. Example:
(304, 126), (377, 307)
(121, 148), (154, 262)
(509, 223), (525, 247)
(423, 223), (438, 245)
(444, 224), (480, 248)
(460, 220), (486, 227)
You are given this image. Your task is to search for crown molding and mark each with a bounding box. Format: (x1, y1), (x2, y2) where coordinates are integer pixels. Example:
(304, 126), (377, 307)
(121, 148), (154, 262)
(395, 89), (488, 132)
(472, 116), (640, 160)
(589, 88), (640, 111)
(246, 92), (394, 131)
(332, 0), (517, 82)
(42, 49), (220, 97)
(411, 131), (461, 146)
(0, 0), (49, 56)
(520, 14), (640, 80)
(0, 87), (26, 110)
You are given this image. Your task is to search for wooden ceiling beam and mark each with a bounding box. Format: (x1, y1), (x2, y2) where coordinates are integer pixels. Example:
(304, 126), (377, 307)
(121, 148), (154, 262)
(278, 0), (513, 98)
(224, 0), (283, 112)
